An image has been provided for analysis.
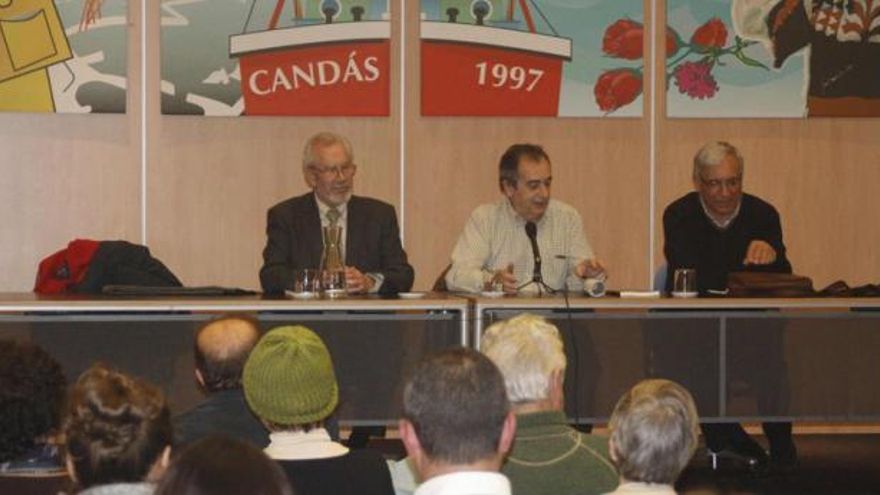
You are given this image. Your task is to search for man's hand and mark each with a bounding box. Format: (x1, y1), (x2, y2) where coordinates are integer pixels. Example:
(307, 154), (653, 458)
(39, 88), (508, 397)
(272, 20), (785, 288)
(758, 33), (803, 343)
(743, 240), (777, 265)
(345, 266), (375, 294)
(575, 258), (606, 279)
(490, 263), (518, 294)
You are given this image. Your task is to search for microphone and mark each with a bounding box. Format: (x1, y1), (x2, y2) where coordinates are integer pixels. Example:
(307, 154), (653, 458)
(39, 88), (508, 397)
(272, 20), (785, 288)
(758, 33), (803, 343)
(525, 221), (542, 283)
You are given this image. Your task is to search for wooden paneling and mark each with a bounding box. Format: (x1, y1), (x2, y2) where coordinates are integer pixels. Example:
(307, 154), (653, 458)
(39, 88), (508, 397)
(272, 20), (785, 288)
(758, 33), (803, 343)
(0, 8), (142, 291)
(0, 1), (878, 294)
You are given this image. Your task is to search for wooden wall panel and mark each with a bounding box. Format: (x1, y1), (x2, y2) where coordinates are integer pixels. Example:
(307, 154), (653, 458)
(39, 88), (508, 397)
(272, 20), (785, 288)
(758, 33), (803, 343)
(654, 119), (880, 289)
(148, 119), (399, 288)
(0, 8), (141, 291)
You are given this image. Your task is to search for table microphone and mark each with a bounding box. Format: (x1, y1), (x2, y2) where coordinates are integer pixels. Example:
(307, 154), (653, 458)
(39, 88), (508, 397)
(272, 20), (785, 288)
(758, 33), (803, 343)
(525, 221), (542, 283)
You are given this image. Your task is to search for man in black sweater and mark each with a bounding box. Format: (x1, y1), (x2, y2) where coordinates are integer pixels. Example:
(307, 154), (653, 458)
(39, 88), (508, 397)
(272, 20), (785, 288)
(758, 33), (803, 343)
(662, 141), (797, 472)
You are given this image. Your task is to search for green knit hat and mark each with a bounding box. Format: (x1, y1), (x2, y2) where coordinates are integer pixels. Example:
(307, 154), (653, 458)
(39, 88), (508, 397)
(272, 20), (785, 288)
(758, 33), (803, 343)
(243, 325), (339, 425)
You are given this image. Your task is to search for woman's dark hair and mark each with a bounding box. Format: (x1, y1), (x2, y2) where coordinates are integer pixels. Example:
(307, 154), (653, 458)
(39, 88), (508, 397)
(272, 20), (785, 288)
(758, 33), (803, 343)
(0, 340), (66, 462)
(62, 363), (172, 489)
(155, 436), (294, 495)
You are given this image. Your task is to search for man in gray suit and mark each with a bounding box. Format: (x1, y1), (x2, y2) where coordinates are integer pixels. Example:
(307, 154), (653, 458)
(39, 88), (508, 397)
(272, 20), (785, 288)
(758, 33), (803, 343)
(260, 132), (414, 294)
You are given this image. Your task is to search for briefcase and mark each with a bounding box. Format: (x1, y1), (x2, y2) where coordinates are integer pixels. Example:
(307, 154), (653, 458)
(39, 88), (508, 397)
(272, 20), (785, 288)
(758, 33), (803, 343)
(727, 272), (815, 298)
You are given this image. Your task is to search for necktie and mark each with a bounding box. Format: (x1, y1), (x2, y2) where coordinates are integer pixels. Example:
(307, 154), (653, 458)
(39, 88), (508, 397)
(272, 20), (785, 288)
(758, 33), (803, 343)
(327, 207), (341, 228)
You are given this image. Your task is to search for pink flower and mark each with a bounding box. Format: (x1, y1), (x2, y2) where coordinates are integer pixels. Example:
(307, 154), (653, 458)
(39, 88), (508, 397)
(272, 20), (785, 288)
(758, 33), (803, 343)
(673, 61), (719, 99)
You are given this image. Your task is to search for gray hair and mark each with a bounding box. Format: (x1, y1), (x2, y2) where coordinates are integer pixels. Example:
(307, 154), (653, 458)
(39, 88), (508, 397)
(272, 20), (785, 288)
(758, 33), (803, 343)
(481, 313), (566, 404)
(302, 132), (354, 171)
(692, 141), (744, 181)
(609, 379), (699, 485)
(403, 347), (510, 465)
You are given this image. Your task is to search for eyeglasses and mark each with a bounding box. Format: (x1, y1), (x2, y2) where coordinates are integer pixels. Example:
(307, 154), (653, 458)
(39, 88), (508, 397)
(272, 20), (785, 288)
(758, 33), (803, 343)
(699, 175), (742, 190)
(310, 163), (356, 177)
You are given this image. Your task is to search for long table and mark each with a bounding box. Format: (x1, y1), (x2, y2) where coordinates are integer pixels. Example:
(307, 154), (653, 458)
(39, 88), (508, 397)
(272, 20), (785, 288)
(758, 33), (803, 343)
(0, 292), (469, 426)
(4, 293), (880, 425)
(474, 295), (880, 423)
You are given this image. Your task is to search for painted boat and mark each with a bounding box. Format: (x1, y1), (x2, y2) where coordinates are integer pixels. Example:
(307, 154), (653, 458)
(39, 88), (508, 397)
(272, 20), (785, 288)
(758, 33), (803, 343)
(421, 1), (571, 116)
(229, 1), (389, 116)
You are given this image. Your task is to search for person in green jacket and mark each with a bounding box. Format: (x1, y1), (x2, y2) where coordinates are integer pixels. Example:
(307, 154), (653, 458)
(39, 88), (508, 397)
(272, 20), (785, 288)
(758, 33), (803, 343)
(482, 313), (618, 495)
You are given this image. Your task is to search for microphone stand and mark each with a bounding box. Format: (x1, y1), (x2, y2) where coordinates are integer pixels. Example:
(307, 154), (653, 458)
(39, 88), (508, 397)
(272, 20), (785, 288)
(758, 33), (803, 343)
(517, 221), (556, 295)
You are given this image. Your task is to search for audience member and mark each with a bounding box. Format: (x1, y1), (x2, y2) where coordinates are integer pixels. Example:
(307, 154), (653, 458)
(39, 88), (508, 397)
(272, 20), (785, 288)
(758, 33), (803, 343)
(174, 314), (268, 448)
(446, 143), (605, 294)
(243, 325), (394, 495)
(63, 363), (172, 494)
(154, 435), (293, 495)
(398, 347), (515, 495)
(0, 340), (69, 492)
(481, 314), (617, 495)
(603, 379), (699, 495)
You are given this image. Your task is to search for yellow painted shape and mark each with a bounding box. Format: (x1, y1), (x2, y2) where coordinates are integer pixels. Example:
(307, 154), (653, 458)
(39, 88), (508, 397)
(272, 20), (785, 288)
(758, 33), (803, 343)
(1, 11), (58, 70)
(0, 69), (54, 112)
(0, 0), (72, 83)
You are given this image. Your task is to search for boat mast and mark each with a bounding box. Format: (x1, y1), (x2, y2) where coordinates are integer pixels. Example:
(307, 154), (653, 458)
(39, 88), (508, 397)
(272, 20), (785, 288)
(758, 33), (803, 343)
(516, 0), (536, 33)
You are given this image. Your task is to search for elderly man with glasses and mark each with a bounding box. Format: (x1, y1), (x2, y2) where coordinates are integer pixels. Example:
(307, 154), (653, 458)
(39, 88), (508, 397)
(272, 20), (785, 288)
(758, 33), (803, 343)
(661, 140), (796, 472)
(260, 131), (413, 294)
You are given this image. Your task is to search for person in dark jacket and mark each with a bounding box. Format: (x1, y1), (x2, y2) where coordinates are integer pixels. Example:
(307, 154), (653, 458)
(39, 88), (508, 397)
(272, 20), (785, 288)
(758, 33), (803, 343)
(173, 315), (268, 449)
(260, 132), (413, 294)
(662, 141), (797, 472)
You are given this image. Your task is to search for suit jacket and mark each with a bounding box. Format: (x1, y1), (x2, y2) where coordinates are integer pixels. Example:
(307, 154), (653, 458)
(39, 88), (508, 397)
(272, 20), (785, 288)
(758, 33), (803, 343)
(260, 193), (414, 294)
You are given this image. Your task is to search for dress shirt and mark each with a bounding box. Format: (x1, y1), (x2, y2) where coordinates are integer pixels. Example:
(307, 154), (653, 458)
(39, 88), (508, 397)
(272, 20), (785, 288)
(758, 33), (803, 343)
(603, 481), (676, 494)
(264, 428), (349, 461)
(414, 471), (511, 495)
(698, 196), (741, 229)
(446, 199), (594, 293)
(315, 194), (384, 292)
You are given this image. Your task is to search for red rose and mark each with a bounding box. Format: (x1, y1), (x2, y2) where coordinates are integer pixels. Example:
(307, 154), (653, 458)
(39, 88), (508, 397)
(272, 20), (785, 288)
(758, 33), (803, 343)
(594, 69), (642, 113)
(602, 18), (644, 60)
(691, 18), (728, 51)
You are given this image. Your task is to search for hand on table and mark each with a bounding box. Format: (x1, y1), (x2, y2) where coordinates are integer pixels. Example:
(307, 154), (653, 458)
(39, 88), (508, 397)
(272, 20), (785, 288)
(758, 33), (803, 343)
(575, 258), (606, 279)
(743, 240), (777, 265)
(345, 266), (375, 294)
(490, 263), (518, 294)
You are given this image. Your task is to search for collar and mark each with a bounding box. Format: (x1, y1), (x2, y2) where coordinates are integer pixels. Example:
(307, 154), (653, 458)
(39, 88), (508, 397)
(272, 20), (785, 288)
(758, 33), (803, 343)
(613, 481), (677, 494)
(416, 471), (511, 495)
(699, 195), (740, 229)
(512, 410), (569, 433)
(501, 198), (548, 227)
(264, 428), (349, 460)
(314, 194), (349, 220)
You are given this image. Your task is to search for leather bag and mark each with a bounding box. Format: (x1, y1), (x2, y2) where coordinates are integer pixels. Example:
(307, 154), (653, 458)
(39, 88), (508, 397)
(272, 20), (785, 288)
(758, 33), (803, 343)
(727, 271), (815, 297)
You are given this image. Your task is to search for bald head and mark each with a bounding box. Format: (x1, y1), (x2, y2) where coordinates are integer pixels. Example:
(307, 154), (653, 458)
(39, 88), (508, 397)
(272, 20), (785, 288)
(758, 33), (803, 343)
(194, 315), (261, 392)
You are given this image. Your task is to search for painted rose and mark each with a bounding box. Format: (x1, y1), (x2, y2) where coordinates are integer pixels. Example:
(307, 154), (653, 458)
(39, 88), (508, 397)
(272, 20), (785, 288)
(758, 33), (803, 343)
(594, 69), (642, 112)
(602, 19), (644, 60)
(691, 18), (728, 51)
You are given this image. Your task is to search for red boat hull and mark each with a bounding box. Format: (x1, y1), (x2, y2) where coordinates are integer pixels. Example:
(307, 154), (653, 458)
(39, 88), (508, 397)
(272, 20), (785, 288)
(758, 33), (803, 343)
(421, 41), (565, 116)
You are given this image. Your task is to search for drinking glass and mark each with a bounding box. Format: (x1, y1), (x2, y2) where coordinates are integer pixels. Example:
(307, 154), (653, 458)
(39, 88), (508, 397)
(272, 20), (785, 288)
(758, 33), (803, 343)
(672, 268), (697, 298)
